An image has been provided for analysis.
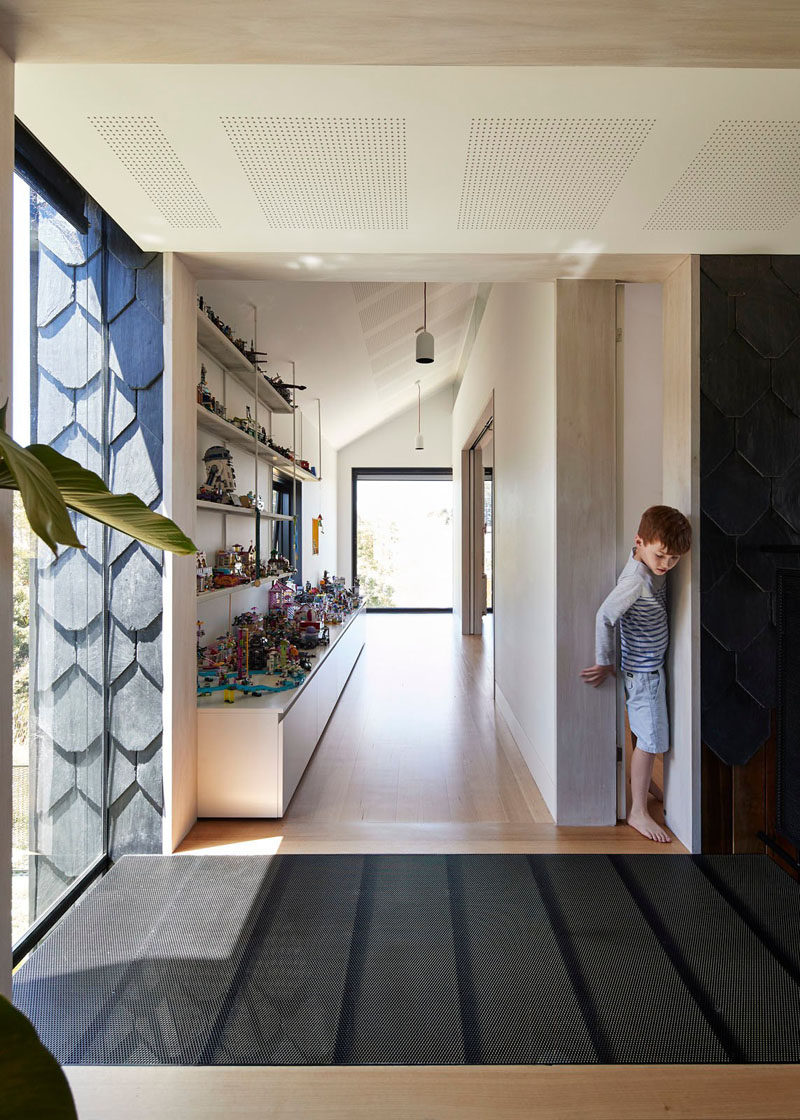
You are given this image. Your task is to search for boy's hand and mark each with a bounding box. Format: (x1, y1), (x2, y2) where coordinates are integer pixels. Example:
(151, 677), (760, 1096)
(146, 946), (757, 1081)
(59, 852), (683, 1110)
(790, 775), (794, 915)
(580, 664), (615, 687)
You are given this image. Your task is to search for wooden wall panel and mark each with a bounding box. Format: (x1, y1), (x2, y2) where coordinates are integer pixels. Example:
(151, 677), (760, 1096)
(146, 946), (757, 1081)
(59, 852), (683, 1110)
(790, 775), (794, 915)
(662, 256), (701, 851)
(555, 280), (617, 826)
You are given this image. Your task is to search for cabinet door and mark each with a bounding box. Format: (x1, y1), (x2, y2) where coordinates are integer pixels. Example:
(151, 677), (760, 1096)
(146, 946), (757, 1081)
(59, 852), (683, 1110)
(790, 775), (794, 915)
(281, 676), (319, 812)
(198, 710), (281, 817)
(317, 644), (340, 737)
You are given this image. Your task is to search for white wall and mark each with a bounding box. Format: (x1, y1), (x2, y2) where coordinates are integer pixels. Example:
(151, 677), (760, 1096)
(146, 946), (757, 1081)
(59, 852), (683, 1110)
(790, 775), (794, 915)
(0, 47), (12, 994)
(452, 284), (558, 816)
(163, 254), (199, 852)
(336, 383), (453, 581)
(619, 284), (664, 567)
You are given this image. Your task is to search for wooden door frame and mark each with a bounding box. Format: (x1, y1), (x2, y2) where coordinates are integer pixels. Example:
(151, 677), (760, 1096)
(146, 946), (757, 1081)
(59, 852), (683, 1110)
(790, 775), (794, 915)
(461, 394), (494, 637)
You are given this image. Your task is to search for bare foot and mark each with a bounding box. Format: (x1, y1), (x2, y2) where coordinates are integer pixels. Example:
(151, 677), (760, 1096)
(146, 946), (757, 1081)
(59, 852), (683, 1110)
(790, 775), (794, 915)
(648, 781), (663, 803)
(627, 809), (672, 843)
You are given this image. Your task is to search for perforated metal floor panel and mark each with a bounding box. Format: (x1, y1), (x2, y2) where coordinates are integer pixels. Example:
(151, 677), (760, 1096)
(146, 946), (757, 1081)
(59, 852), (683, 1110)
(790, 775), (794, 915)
(12, 854), (800, 1065)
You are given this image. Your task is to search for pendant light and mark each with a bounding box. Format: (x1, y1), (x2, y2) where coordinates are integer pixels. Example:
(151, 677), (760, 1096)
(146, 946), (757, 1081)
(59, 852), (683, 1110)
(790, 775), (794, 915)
(415, 282), (434, 364)
(415, 379), (424, 451)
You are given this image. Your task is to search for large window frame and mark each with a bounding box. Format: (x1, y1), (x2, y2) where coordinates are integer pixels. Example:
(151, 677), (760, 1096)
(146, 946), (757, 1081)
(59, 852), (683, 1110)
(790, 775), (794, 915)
(351, 467), (454, 613)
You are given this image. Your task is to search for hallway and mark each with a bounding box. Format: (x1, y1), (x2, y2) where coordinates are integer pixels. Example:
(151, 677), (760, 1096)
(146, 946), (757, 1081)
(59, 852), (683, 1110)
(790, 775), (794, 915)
(181, 614), (680, 855)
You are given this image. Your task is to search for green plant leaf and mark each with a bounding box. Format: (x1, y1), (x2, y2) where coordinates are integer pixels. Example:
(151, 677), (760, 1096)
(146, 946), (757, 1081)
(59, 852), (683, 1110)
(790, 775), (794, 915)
(28, 444), (196, 555)
(0, 995), (78, 1120)
(0, 427), (83, 554)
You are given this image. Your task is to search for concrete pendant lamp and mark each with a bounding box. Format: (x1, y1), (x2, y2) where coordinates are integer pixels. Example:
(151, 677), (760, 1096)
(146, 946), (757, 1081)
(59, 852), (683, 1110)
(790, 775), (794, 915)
(415, 379), (424, 451)
(415, 282), (434, 364)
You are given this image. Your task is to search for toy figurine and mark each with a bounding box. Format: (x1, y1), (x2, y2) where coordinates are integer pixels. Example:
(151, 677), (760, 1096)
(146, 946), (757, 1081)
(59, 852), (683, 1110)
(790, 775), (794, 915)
(202, 446), (239, 505)
(197, 364), (213, 408)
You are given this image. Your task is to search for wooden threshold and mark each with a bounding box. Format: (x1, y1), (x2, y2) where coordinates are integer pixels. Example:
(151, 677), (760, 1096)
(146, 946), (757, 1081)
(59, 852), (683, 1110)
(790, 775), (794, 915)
(177, 819), (687, 855)
(64, 1065), (800, 1120)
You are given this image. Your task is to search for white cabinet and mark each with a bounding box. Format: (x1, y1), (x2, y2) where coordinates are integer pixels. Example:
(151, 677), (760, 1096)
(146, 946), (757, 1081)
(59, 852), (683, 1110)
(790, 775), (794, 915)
(281, 675), (319, 810)
(197, 606), (365, 817)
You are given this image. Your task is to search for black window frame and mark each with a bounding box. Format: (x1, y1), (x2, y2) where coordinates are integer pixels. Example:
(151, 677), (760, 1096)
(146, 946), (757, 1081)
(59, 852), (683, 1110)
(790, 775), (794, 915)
(351, 466), (453, 613)
(272, 472), (302, 586)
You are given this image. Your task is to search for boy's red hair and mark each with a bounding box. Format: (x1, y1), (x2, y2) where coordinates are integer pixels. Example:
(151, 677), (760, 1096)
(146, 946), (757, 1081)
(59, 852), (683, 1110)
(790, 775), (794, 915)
(637, 506), (692, 554)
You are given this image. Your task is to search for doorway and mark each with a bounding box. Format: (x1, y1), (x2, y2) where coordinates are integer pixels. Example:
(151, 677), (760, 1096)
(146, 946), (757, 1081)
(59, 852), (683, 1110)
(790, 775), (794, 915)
(461, 396), (494, 637)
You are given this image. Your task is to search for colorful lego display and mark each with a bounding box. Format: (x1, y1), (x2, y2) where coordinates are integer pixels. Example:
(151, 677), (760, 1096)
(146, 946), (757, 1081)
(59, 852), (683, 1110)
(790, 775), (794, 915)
(196, 576), (362, 701)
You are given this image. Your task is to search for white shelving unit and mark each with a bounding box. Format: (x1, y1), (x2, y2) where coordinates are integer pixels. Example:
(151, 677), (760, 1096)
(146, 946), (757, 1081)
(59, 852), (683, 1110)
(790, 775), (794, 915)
(196, 403), (318, 484)
(197, 309), (293, 415)
(195, 299), (319, 614)
(197, 580), (264, 603)
(197, 499), (290, 519)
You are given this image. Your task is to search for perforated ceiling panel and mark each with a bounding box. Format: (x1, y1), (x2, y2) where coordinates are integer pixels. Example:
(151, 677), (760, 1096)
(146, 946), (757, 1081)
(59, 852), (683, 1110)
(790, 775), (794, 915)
(458, 117), (654, 230)
(352, 282), (392, 304)
(645, 120), (800, 231)
(88, 116), (219, 229)
(351, 282), (477, 399)
(221, 116), (407, 230)
(358, 284), (422, 334)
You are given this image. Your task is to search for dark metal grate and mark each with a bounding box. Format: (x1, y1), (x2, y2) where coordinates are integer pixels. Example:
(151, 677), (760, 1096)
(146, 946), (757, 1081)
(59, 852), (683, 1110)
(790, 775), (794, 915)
(12, 853), (800, 1066)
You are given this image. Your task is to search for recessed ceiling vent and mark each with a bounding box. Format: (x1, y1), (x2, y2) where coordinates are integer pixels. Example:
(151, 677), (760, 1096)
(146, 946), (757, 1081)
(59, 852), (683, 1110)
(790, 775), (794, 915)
(458, 117), (654, 230)
(88, 115), (219, 229)
(221, 116), (408, 230)
(645, 120), (800, 231)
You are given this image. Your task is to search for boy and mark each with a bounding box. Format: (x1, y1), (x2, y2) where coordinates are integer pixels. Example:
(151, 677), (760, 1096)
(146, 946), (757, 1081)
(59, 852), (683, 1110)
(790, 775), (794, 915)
(581, 505), (692, 843)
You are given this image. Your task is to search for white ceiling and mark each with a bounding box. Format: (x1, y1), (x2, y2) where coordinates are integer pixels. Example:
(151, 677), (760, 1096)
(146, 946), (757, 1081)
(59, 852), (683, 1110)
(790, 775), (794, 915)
(15, 65), (800, 259)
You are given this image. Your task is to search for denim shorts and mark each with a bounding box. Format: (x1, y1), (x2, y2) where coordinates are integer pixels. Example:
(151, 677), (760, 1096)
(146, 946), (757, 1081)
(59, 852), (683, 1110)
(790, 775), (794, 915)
(623, 668), (669, 754)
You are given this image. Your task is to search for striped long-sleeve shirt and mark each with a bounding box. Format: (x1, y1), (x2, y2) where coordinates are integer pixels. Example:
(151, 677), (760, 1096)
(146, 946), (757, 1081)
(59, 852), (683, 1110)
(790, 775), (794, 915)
(595, 550), (668, 671)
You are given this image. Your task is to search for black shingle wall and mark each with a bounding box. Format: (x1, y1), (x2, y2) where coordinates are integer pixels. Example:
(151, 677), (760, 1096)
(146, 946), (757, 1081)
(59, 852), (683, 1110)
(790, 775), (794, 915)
(700, 256), (800, 765)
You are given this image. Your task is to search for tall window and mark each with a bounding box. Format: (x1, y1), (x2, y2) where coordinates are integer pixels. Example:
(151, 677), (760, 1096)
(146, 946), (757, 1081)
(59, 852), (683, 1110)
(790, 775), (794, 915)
(11, 129), (166, 960)
(353, 468), (453, 610)
(12, 174), (106, 949)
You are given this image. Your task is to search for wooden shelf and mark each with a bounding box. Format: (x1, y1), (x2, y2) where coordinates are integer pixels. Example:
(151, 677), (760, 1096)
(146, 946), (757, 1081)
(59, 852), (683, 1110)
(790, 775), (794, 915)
(260, 445), (319, 484)
(197, 310), (293, 414)
(196, 404), (318, 483)
(197, 580), (268, 603)
(196, 499), (293, 521)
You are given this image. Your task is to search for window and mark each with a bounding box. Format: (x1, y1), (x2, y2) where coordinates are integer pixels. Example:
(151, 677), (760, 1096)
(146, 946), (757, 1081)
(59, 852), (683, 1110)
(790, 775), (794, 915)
(12, 173), (107, 952)
(11, 126), (166, 962)
(272, 474), (302, 585)
(352, 468), (453, 610)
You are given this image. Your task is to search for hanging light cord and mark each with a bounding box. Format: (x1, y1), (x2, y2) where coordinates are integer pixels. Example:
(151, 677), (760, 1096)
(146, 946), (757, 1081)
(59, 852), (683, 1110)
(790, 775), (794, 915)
(417, 379), (421, 430)
(423, 282), (427, 331)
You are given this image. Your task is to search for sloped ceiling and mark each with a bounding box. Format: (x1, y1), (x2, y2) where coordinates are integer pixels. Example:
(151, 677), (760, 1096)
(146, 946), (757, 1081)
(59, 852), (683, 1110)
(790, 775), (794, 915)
(198, 279), (477, 449)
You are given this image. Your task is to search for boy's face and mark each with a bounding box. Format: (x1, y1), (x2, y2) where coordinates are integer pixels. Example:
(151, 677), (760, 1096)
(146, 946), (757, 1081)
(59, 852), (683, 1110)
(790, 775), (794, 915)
(634, 536), (683, 576)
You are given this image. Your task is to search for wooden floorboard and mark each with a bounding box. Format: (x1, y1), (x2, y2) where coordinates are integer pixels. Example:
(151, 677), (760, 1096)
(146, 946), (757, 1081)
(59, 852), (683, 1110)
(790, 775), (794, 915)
(65, 1065), (800, 1120)
(179, 615), (683, 855)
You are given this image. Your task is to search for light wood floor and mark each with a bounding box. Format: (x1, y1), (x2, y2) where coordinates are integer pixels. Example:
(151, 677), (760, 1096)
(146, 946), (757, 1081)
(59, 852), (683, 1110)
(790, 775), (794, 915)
(179, 614), (682, 855)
